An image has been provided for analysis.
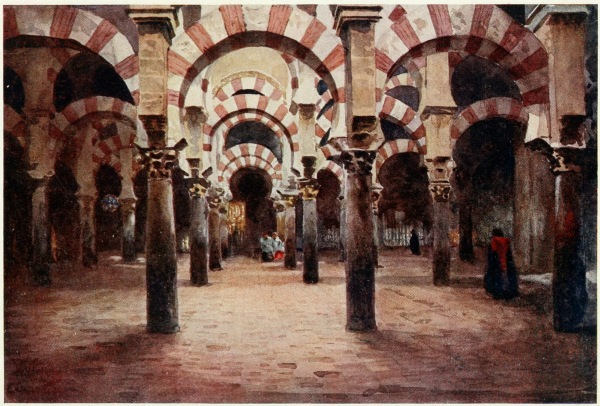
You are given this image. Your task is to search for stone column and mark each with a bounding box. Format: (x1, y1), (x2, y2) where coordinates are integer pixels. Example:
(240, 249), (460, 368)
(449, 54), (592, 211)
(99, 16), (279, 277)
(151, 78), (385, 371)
(280, 179), (299, 269)
(30, 176), (52, 286)
(551, 147), (587, 332)
(371, 184), (383, 267)
(77, 192), (98, 268)
(186, 158), (210, 286)
(299, 156), (320, 284)
(427, 157), (454, 286)
(338, 186), (347, 262)
(219, 205), (230, 259)
(120, 147), (137, 262)
(136, 139), (187, 334)
(453, 167), (474, 262)
(207, 188), (224, 271)
(341, 150), (377, 331)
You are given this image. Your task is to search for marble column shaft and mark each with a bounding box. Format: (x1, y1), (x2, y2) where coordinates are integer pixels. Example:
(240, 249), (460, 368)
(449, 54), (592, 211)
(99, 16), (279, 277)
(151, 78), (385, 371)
(302, 196), (319, 283)
(431, 184), (452, 286)
(120, 198), (137, 262)
(339, 195), (347, 262)
(342, 150), (377, 332)
(208, 205), (222, 271)
(284, 198), (297, 269)
(552, 151), (587, 332)
(31, 178), (52, 286)
(78, 194), (98, 268)
(146, 175), (179, 333)
(190, 193), (209, 285)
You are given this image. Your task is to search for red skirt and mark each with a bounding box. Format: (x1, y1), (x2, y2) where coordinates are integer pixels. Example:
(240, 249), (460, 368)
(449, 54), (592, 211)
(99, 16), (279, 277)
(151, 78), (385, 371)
(273, 251), (284, 260)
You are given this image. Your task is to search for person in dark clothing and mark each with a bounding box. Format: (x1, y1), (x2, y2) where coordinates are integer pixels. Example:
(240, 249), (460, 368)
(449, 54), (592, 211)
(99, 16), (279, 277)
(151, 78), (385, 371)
(259, 232), (274, 262)
(409, 229), (421, 255)
(484, 228), (518, 299)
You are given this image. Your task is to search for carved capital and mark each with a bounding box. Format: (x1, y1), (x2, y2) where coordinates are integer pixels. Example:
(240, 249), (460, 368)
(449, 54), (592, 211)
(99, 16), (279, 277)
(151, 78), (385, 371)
(135, 138), (187, 179)
(426, 156), (455, 183)
(341, 149), (376, 176)
(207, 186), (224, 209)
(279, 192), (299, 208)
(119, 197), (137, 214)
(139, 115), (167, 148)
(429, 183), (452, 203)
(187, 177), (210, 198)
(551, 147), (585, 175)
(298, 178), (320, 201)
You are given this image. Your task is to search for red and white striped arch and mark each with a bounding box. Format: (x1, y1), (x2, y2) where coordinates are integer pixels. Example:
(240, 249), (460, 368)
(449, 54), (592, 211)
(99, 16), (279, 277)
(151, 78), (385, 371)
(280, 52), (300, 95)
(203, 94), (298, 151)
(213, 76), (285, 103)
(376, 4), (549, 107)
(4, 6), (139, 103)
(216, 114), (298, 154)
(4, 105), (27, 148)
(91, 124), (136, 173)
(54, 96), (137, 135)
(167, 5), (345, 125)
(317, 159), (344, 184)
(379, 95), (427, 154)
(219, 153), (282, 188)
(376, 139), (422, 172)
(218, 143), (279, 173)
(450, 97), (529, 141)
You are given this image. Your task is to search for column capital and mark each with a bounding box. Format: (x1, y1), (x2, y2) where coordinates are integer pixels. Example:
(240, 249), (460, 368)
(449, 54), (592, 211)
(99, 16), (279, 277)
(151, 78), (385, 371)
(333, 5), (382, 34)
(126, 5), (179, 42)
(551, 147), (586, 175)
(425, 156), (455, 183)
(298, 179), (320, 201)
(301, 155), (318, 179)
(341, 149), (376, 176)
(298, 104), (316, 119)
(135, 138), (188, 179)
(139, 115), (168, 148)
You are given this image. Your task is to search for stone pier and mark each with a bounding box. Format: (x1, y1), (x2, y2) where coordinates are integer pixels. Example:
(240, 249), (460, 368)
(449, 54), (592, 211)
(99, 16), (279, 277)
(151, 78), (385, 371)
(187, 158), (210, 286)
(299, 156), (319, 284)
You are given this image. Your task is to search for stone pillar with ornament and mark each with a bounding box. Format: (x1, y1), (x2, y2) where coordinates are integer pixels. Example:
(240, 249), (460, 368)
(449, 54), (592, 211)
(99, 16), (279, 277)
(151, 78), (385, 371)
(299, 156), (320, 283)
(186, 158), (210, 286)
(136, 139), (187, 334)
(334, 5), (382, 332)
(207, 187), (224, 271)
(119, 147), (137, 262)
(427, 157), (454, 286)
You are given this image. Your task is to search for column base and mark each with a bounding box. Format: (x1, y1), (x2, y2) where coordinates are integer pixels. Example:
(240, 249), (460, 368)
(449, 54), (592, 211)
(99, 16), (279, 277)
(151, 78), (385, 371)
(31, 262), (51, 286)
(346, 319), (377, 332)
(146, 323), (180, 334)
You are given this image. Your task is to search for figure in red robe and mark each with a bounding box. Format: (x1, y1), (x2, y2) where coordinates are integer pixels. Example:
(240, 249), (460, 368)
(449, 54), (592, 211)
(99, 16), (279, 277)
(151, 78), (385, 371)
(484, 228), (518, 299)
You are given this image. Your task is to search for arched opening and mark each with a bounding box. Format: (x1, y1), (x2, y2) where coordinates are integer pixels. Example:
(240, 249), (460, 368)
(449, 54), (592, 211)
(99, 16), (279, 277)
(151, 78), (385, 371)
(95, 164), (122, 252)
(4, 132), (32, 276)
(378, 153), (432, 248)
(452, 118), (525, 261)
(451, 55), (521, 108)
(54, 52), (134, 112)
(316, 168), (341, 250)
(226, 122), (282, 162)
(230, 167), (275, 257)
(48, 161), (80, 262)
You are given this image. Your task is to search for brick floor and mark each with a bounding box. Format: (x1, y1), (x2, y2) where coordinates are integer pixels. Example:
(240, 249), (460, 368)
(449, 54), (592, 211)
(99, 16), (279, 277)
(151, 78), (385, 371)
(4, 248), (596, 403)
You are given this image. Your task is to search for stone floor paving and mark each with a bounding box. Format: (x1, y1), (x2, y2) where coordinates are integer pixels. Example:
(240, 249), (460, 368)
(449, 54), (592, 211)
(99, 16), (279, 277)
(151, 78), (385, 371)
(4, 248), (597, 403)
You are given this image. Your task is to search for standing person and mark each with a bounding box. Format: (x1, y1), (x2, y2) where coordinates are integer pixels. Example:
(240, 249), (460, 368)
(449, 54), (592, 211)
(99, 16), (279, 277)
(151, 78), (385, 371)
(260, 232), (274, 262)
(484, 228), (518, 299)
(272, 232), (284, 260)
(409, 229), (421, 255)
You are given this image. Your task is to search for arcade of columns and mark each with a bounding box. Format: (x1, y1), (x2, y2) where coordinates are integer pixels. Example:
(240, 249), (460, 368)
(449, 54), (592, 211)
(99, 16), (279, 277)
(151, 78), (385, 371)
(4, 5), (594, 334)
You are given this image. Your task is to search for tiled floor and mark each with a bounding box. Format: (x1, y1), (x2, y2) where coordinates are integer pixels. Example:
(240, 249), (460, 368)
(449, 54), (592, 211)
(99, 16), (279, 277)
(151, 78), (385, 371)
(4, 248), (596, 403)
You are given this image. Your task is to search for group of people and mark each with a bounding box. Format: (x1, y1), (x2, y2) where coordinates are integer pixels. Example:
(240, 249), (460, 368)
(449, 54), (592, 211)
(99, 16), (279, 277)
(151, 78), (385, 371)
(259, 232), (284, 262)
